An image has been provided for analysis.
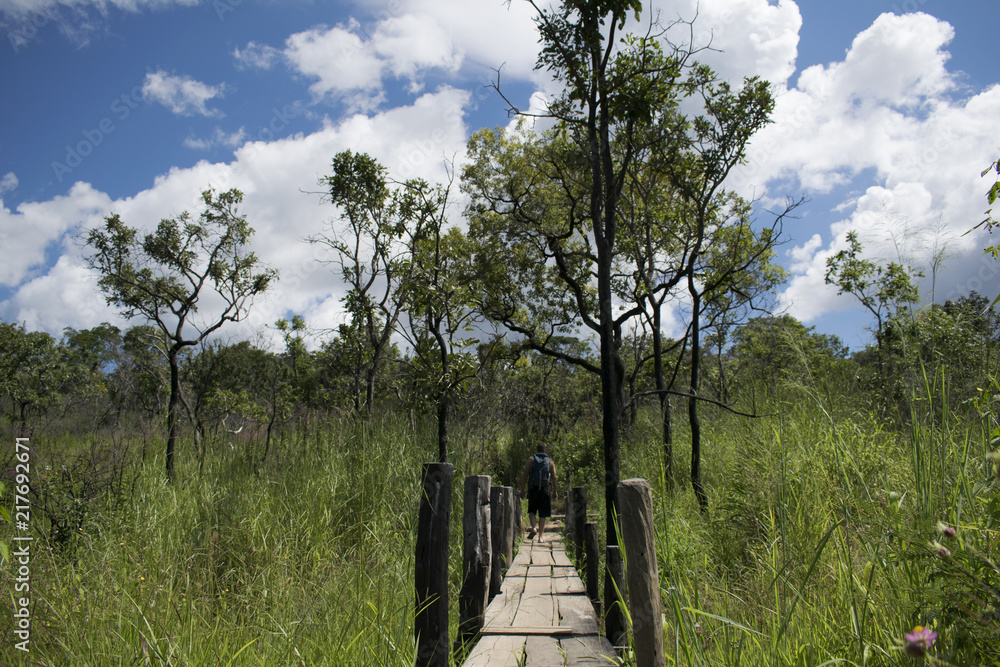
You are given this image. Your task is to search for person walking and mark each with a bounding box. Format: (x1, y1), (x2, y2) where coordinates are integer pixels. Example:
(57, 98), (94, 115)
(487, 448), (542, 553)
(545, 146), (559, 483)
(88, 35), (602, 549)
(520, 443), (558, 542)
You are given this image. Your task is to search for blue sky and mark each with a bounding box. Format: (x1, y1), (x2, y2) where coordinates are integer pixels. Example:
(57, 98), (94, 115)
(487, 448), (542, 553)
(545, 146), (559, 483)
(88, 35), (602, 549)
(1, 0), (998, 351)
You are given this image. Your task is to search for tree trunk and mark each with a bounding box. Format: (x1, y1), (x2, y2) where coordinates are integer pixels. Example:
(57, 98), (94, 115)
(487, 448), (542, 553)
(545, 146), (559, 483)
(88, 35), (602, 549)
(598, 253), (623, 545)
(433, 320), (450, 463)
(688, 287), (707, 511)
(653, 303), (673, 490)
(166, 347), (180, 483)
(437, 394), (449, 463)
(365, 358), (377, 414)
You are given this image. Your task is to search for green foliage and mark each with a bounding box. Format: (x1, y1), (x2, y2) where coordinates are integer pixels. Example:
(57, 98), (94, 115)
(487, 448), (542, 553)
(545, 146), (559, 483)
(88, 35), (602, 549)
(115, 324), (169, 419)
(311, 151), (439, 414)
(463, 125), (600, 350)
(825, 231), (921, 343)
(975, 151), (1000, 295)
(85, 188), (277, 480)
(729, 314), (848, 391)
(0, 321), (78, 427)
(87, 189), (276, 330)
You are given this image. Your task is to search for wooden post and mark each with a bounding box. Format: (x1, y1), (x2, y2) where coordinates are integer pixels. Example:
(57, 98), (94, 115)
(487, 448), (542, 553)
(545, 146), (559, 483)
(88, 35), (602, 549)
(604, 545), (626, 649)
(565, 487), (575, 545)
(415, 462), (454, 667)
(489, 485), (508, 600)
(584, 522), (599, 603)
(514, 490), (523, 537)
(456, 475), (491, 656)
(620, 478), (665, 667)
(501, 487), (515, 573)
(570, 487), (586, 562)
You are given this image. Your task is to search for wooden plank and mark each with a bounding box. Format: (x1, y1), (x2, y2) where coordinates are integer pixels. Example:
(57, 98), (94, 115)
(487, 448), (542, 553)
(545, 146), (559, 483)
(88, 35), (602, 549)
(529, 546), (555, 567)
(557, 595), (601, 635)
(461, 510), (617, 667)
(462, 635), (525, 667)
(481, 626), (574, 636)
(552, 577), (587, 595)
(560, 635), (619, 665)
(552, 550), (574, 567)
(483, 578), (525, 629)
(500, 573), (527, 597)
(513, 572), (555, 628)
(525, 635), (566, 666)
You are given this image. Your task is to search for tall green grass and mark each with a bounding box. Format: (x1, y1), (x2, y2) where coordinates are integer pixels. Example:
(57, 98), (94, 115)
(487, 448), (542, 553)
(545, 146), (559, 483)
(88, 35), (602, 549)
(1, 415), (466, 666)
(4, 366), (997, 665)
(612, 372), (999, 666)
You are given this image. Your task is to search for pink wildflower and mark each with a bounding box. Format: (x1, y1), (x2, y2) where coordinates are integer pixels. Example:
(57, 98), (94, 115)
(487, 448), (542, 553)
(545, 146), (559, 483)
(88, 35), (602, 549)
(936, 522), (956, 538)
(930, 540), (951, 557)
(903, 626), (937, 658)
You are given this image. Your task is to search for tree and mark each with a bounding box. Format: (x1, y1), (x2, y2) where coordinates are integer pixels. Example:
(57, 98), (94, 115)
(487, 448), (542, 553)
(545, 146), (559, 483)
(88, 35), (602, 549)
(825, 230), (921, 375)
(114, 324), (169, 424)
(614, 128), (691, 483)
(310, 151), (437, 413)
(730, 314), (848, 391)
(85, 188), (277, 481)
(0, 322), (66, 429)
(275, 314), (315, 407)
(62, 323), (124, 425)
(400, 208), (487, 462)
(470, 0), (700, 542)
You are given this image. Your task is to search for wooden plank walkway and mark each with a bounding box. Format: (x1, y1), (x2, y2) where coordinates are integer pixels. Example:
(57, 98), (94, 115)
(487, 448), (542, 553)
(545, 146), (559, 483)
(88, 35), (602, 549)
(462, 521), (619, 666)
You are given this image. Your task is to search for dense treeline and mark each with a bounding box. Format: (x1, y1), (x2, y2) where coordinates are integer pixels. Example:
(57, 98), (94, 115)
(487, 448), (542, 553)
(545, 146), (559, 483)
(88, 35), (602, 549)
(3, 286), (997, 467)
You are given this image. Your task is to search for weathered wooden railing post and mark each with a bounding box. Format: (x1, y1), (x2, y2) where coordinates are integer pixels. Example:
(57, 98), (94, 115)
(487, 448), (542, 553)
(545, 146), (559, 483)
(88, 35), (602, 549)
(565, 484), (575, 545)
(620, 478), (665, 667)
(584, 522), (599, 603)
(514, 490), (522, 536)
(570, 487), (587, 560)
(455, 475), (491, 658)
(501, 486), (515, 570)
(415, 462), (454, 667)
(488, 485), (510, 600)
(604, 545), (627, 649)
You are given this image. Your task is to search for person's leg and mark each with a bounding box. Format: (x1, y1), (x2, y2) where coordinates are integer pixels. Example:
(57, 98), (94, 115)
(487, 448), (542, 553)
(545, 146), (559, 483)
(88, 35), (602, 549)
(537, 491), (552, 541)
(527, 488), (540, 538)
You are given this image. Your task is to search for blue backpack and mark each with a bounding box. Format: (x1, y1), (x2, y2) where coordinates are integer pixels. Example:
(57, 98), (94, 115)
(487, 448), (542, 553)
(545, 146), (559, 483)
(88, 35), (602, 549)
(529, 453), (550, 491)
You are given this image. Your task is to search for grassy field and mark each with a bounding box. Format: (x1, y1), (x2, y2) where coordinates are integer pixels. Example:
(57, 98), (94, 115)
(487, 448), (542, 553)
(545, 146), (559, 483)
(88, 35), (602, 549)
(2, 374), (998, 665)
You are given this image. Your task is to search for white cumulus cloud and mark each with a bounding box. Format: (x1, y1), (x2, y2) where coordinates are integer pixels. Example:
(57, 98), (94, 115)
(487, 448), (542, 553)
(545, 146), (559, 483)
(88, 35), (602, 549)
(0, 172), (17, 194)
(1, 86), (472, 340)
(142, 70), (226, 118)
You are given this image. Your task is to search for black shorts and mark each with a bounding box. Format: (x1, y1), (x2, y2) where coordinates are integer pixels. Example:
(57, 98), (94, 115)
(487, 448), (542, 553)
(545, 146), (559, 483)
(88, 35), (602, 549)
(527, 485), (552, 518)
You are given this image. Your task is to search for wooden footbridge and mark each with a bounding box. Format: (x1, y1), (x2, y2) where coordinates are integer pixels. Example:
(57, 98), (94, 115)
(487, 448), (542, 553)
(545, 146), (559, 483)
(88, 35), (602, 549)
(462, 520), (619, 666)
(415, 466), (664, 667)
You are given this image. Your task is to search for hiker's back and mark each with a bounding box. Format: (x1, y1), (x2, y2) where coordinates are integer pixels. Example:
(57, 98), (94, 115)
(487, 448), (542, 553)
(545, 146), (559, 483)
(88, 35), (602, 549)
(529, 453), (550, 490)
